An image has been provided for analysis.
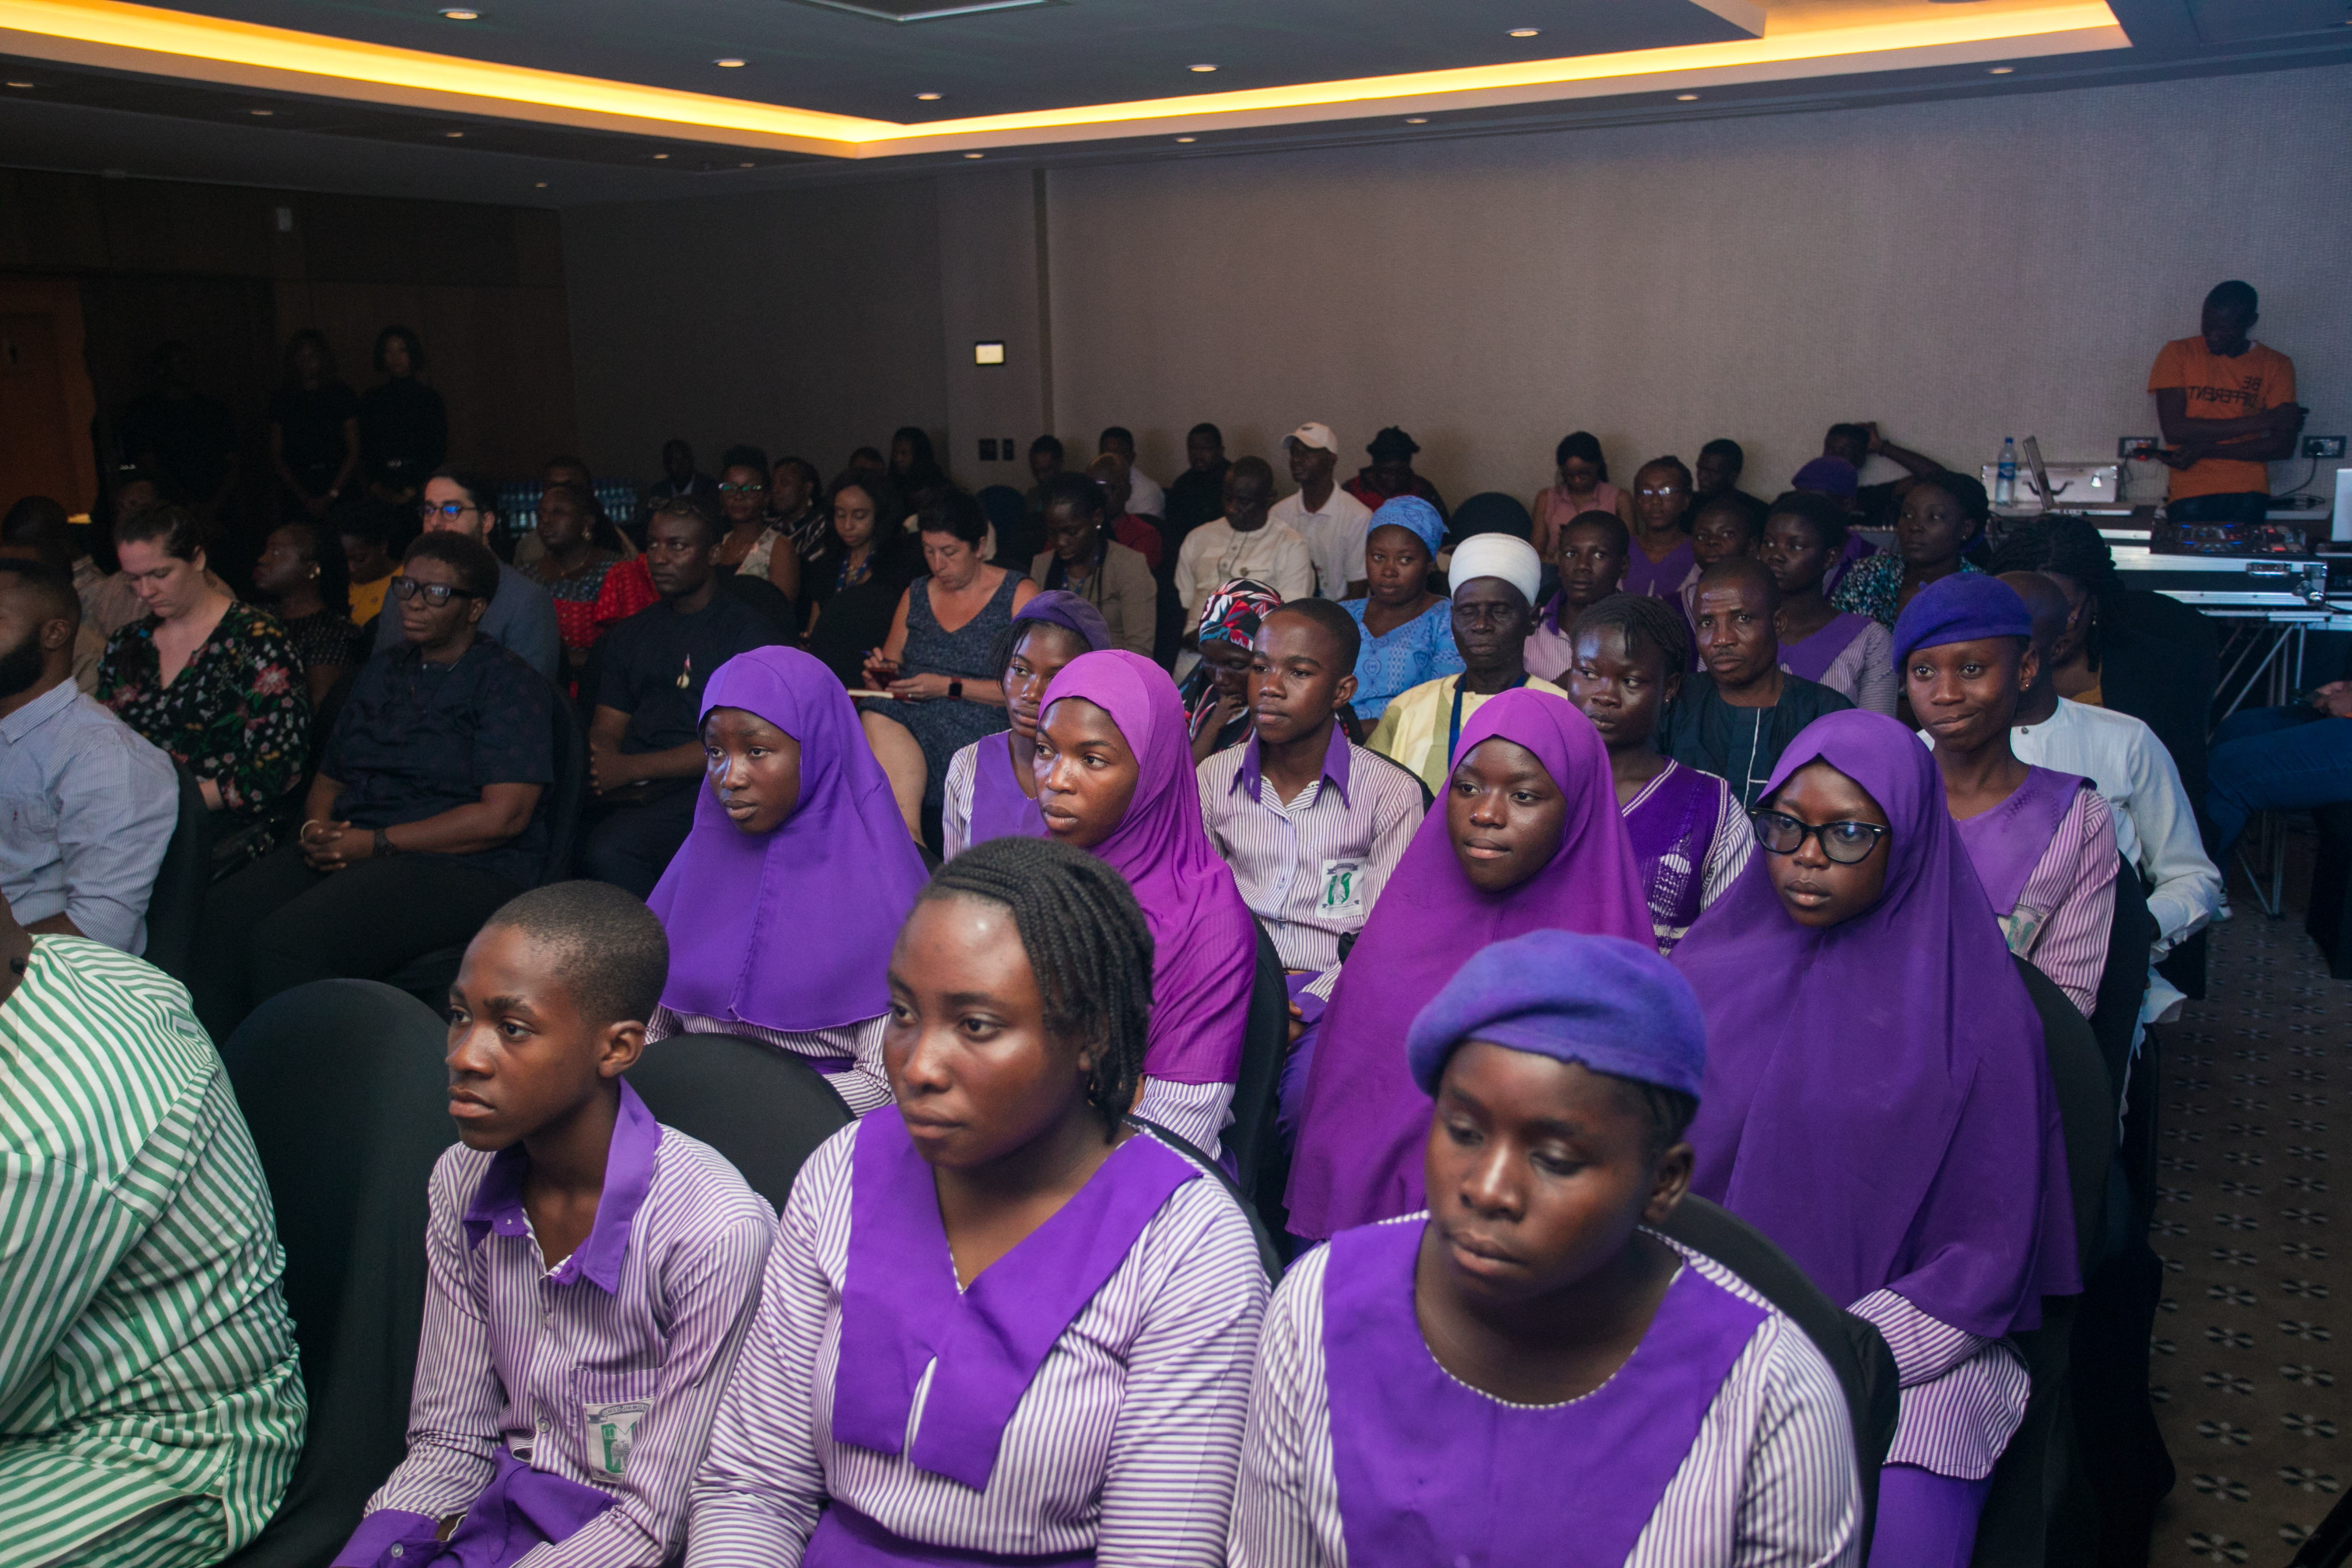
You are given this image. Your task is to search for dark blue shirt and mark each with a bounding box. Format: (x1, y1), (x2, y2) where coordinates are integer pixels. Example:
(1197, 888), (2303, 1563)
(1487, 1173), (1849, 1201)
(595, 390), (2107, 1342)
(598, 592), (783, 756)
(323, 638), (555, 885)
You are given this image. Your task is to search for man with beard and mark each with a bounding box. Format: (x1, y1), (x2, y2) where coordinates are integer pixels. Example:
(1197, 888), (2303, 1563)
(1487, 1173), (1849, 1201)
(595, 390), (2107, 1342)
(0, 559), (177, 953)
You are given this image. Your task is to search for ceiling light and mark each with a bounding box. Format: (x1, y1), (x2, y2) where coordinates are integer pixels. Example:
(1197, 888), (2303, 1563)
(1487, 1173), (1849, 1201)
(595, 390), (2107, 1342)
(248, 107), (274, 115)
(740, 160), (756, 166)
(444, 128), (464, 136)
(963, 151), (984, 158)
(1188, 63), (1217, 72)
(1405, 116), (1428, 124)
(534, 180), (547, 187)
(1174, 135), (1195, 142)
(1508, 28), (1540, 38)
(1987, 63), (2015, 72)
(714, 57), (745, 67)
(4, 80), (36, 88)
(438, 7), (480, 17)
(1676, 92), (1700, 100)
(916, 91), (942, 100)
(651, 152), (669, 159)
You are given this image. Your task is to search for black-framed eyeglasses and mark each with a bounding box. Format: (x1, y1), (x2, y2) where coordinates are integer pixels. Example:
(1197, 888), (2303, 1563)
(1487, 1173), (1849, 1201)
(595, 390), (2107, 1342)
(390, 576), (481, 606)
(1749, 809), (1889, 864)
(417, 500), (477, 521)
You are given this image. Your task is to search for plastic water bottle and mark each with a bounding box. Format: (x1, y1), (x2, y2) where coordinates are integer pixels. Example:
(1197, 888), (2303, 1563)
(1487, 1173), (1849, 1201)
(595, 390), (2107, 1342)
(1994, 437), (2017, 508)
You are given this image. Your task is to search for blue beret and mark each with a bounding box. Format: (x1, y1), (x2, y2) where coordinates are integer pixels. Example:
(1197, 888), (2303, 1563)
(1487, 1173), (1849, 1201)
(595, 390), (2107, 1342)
(1406, 931), (1706, 1100)
(1890, 573), (2034, 667)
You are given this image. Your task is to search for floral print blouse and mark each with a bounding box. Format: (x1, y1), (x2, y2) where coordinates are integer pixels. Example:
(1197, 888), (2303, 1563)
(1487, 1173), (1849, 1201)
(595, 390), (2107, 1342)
(1829, 553), (1983, 629)
(98, 601), (310, 858)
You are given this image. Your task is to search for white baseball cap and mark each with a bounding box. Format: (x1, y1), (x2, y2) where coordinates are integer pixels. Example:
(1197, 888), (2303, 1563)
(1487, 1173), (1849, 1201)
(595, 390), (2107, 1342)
(1283, 422), (1339, 454)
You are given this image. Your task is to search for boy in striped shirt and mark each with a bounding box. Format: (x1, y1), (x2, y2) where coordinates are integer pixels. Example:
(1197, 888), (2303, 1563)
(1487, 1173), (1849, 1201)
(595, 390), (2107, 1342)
(337, 882), (774, 1568)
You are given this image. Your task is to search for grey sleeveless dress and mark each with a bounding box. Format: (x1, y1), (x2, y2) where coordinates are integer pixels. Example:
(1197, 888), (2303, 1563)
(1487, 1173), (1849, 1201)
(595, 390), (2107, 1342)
(856, 568), (1023, 810)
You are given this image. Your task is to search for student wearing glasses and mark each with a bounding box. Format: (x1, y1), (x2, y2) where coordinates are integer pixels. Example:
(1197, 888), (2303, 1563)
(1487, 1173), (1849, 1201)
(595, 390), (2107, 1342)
(1672, 710), (2079, 1564)
(370, 466), (562, 682)
(192, 531), (555, 1040)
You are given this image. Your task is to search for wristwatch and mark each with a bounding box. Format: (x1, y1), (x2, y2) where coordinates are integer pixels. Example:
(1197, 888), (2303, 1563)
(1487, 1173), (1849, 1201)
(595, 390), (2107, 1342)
(373, 827), (398, 858)
(947, 679), (964, 701)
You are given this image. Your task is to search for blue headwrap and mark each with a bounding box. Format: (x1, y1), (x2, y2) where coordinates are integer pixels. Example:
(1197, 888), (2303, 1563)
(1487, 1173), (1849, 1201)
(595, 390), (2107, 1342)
(1406, 930), (1706, 1099)
(1368, 495), (1445, 559)
(1890, 573), (2033, 666)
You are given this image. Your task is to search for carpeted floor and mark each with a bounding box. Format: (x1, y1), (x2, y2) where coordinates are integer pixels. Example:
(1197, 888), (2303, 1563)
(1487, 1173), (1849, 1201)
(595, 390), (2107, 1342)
(2148, 834), (2349, 1564)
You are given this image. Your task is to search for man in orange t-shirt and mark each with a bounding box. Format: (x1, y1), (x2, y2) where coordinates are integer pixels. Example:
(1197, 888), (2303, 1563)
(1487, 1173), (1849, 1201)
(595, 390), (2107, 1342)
(2146, 279), (2305, 525)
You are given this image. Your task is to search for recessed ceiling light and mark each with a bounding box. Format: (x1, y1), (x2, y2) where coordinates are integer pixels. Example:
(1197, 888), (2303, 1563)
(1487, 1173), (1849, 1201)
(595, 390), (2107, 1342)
(1987, 64), (2015, 72)
(740, 160), (756, 167)
(534, 181), (547, 187)
(1188, 63), (1217, 72)
(1508, 28), (1540, 38)
(5, 80), (37, 89)
(248, 107), (274, 116)
(1405, 116), (1428, 124)
(1174, 135), (1196, 142)
(439, 7), (480, 18)
(444, 129), (464, 137)
(964, 151), (985, 158)
(916, 91), (943, 100)
(714, 57), (745, 67)
(1676, 92), (1700, 100)
(651, 152), (669, 160)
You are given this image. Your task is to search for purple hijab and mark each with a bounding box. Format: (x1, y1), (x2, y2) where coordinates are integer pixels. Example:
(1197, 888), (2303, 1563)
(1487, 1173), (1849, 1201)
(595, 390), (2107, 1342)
(1672, 709), (2079, 1335)
(963, 592), (1115, 850)
(1285, 690), (1654, 1239)
(646, 646), (929, 1034)
(1040, 650), (1257, 1085)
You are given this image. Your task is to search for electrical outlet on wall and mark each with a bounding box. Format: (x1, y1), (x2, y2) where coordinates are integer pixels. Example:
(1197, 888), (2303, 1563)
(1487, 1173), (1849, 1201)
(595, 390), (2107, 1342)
(2304, 435), (2347, 460)
(979, 438), (999, 461)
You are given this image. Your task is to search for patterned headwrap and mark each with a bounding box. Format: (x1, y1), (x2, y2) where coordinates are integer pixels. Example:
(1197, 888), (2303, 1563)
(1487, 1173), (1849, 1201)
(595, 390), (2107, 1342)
(1181, 577), (1283, 746)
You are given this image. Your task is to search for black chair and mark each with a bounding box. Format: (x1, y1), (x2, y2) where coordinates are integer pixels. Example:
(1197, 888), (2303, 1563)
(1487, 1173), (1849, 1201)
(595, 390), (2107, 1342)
(141, 762), (211, 985)
(1657, 1195), (1900, 1558)
(385, 670), (590, 1008)
(1127, 1114), (1286, 1286)
(2087, 849), (2156, 1098)
(721, 572), (800, 643)
(623, 1031), (852, 1212)
(2304, 802), (2352, 978)
(217, 981), (454, 1568)
(1224, 922), (1291, 1237)
(1970, 957), (2115, 1568)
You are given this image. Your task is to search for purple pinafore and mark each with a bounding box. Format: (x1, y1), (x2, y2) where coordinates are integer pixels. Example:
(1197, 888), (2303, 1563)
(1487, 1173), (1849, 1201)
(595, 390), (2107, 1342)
(966, 732), (1051, 848)
(1321, 1219), (1766, 1566)
(1623, 762), (1724, 952)
(813, 1111), (1199, 1566)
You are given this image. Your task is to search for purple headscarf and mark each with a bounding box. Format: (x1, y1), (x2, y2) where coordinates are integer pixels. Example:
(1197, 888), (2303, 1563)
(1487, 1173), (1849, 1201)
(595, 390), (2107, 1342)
(1672, 709), (2079, 1335)
(1285, 689), (1655, 1239)
(1009, 588), (1112, 654)
(646, 646), (929, 1034)
(960, 590), (1117, 851)
(1039, 650), (1256, 1085)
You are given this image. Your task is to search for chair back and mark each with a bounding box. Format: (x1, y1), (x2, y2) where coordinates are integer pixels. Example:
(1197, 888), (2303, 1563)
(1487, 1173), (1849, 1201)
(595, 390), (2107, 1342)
(217, 981), (454, 1568)
(2088, 848), (2156, 1098)
(1970, 958), (2116, 1568)
(141, 762), (211, 982)
(1656, 1194), (1899, 1556)
(1126, 1115), (1285, 1284)
(1224, 922), (1290, 1220)
(537, 668), (589, 885)
(721, 573), (801, 642)
(624, 1032), (853, 1211)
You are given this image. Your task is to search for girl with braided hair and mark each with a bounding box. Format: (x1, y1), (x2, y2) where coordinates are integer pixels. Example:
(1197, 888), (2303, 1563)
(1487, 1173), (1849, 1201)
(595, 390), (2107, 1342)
(1032, 650), (1260, 1163)
(685, 836), (1270, 1562)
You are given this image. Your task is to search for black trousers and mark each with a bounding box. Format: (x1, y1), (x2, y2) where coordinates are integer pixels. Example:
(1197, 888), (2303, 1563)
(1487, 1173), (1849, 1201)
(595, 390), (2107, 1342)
(192, 842), (525, 1041)
(581, 786), (700, 899)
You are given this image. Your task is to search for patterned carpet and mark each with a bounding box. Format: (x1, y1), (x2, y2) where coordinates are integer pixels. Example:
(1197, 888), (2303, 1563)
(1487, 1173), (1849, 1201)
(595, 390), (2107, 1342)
(2148, 830), (2349, 1565)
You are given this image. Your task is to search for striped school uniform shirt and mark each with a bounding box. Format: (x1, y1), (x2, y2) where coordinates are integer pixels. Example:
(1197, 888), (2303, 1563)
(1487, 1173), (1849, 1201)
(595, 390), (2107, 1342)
(339, 1082), (773, 1568)
(1197, 728), (1425, 973)
(1984, 784), (2118, 1016)
(1229, 1223), (1862, 1568)
(1848, 1290), (2029, 1482)
(684, 1120), (1271, 1565)
(0, 937), (306, 1568)
(648, 1005), (893, 1117)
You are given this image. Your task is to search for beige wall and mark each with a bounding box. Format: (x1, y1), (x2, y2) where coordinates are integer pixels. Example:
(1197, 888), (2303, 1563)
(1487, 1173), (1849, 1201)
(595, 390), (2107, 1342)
(563, 61), (2352, 505)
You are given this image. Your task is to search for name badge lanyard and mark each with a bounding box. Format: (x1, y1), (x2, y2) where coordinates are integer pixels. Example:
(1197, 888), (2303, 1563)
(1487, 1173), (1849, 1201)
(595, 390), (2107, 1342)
(1447, 672), (1531, 766)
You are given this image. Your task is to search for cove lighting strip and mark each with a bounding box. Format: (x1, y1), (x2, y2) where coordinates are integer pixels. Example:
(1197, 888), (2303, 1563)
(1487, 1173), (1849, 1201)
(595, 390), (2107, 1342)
(0, 0), (2127, 159)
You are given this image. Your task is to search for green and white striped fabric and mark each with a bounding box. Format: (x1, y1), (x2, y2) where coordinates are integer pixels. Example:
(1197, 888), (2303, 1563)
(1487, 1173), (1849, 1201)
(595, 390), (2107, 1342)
(0, 936), (305, 1566)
